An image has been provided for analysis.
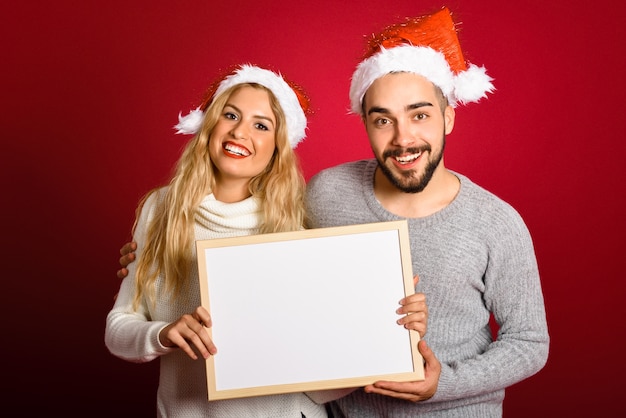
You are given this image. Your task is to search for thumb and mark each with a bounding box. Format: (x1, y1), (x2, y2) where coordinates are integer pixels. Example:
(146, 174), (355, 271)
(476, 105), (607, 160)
(418, 340), (441, 373)
(413, 274), (420, 287)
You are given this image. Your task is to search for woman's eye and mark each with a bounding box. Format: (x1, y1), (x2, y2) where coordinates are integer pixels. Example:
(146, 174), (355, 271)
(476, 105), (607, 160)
(224, 112), (238, 120)
(255, 123), (269, 131)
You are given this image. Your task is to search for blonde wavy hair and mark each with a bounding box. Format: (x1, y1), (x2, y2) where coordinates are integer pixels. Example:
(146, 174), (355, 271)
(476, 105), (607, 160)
(132, 83), (306, 309)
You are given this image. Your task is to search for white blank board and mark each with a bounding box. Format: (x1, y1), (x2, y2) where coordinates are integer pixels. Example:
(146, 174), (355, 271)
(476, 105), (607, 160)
(196, 220), (423, 400)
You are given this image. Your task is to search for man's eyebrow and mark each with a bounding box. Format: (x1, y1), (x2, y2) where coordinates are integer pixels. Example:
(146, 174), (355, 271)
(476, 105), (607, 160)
(367, 101), (434, 116)
(407, 101), (434, 110)
(367, 106), (388, 116)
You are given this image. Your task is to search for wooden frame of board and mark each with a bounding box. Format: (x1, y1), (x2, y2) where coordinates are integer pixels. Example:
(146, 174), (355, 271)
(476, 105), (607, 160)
(196, 220), (423, 400)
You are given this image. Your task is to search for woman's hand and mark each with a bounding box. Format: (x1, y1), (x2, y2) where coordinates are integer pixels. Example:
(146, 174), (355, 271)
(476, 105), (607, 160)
(159, 306), (217, 359)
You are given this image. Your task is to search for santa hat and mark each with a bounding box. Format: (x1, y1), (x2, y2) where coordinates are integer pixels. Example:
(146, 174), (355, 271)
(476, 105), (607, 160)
(349, 6), (495, 115)
(174, 64), (310, 148)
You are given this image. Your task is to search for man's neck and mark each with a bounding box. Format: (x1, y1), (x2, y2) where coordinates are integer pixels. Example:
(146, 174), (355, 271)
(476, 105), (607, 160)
(373, 165), (460, 218)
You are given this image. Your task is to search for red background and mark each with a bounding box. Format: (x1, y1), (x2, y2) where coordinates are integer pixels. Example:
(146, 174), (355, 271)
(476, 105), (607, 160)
(2, 1), (625, 416)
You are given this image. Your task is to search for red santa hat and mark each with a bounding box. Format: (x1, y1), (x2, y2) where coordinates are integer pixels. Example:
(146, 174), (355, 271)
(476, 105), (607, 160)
(174, 64), (310, 148)
(349, 6), (495, 115)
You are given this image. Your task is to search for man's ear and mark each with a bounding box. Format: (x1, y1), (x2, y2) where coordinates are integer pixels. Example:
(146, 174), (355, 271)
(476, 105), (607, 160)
(444, 105), (455, 135)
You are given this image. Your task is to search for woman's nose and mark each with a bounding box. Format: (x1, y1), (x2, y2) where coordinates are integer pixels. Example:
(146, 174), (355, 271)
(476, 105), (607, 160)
(231, 122), (249, 140)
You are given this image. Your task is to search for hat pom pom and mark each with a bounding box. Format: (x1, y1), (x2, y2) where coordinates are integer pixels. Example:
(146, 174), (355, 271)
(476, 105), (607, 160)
(453, 64), (495, 106)
(174, 107), (204, 134)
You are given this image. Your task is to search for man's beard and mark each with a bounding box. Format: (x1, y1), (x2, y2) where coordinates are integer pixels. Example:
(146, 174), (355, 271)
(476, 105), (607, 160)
(377, 136), (445, 194)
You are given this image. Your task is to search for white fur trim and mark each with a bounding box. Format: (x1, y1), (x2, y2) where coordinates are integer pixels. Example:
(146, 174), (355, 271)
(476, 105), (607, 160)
(174, 107), (204, 134)
(349, 45), (494, 114)
(350, 46), (454, 114)
(175, 65), (307, 149)
(453, 64), (495, 105)
(174, 65), (307, 148)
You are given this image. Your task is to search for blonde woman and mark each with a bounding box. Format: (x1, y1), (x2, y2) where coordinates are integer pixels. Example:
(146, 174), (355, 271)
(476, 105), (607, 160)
(106, 65), (428, 417)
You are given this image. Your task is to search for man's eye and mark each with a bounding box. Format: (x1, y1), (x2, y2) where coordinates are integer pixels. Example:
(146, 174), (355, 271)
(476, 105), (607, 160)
(415, 113), (428, 120)
(375, 118), (390, 126)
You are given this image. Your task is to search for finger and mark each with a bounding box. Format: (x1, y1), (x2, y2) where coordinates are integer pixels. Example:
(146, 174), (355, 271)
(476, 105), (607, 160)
(419, 340), (441, 374)
(120, 241), (137, 256)
(166, 317), (214, 359)
(398, 292), (426, 308)
(119, 252), (136, 268)
(396, 295), (428, 337)
(193, 307), (217, 355)
(168, 332), (200, 360)
(396, 297), (427, 317)
(120, 242), (131, 256)
(192, 326), (217, 357)
(397, 300), (427, 315)
(413, 274), (420, 287)
(364, 381), (420, 401)
(183, 316), (216, 358)
(401, 292), (426, 303)
(397, 310), (426, 325)
(397, 317), (427, 337)
(185, 332), (212, 359)
(365, 341), (440, 402)
(195, 306), (213, 326)
(116, 268), (128, 280)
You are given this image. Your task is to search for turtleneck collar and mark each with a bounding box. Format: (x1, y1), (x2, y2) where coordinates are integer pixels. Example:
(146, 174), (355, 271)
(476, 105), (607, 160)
(195, 193), (263, 238)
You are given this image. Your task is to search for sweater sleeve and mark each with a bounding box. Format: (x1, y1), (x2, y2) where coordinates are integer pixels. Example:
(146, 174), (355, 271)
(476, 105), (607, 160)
(428, 204), (549, 403)
(104, 191), (175, 362)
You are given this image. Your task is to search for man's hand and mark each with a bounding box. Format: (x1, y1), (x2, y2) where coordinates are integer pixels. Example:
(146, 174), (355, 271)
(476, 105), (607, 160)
(396, 275), (428, 337)
(364, 339), (440, 402)
(116, 241), (137, 279)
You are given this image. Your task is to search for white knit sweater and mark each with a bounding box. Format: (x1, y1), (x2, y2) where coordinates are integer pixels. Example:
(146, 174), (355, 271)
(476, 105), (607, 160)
(105, 188), (327, 417)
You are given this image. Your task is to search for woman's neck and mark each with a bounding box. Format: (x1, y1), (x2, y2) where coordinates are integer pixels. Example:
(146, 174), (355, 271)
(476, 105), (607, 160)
(212, 178), (252, 203)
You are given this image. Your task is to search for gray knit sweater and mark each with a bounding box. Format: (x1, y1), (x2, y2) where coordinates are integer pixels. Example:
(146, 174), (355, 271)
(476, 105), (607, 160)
(305, 159), (549, 418)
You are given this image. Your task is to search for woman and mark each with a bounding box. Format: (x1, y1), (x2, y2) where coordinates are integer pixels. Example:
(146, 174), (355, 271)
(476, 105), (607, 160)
(106, 64), (427, 417)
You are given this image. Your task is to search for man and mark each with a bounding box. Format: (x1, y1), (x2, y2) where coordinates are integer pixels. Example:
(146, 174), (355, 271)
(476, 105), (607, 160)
(118, 7), (549, 417)
(304, 6), (549, 417)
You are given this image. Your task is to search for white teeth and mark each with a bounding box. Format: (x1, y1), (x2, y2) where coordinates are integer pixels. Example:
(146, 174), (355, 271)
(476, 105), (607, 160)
(225, 143), (250, 156)
(395, 152), (421, 163)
